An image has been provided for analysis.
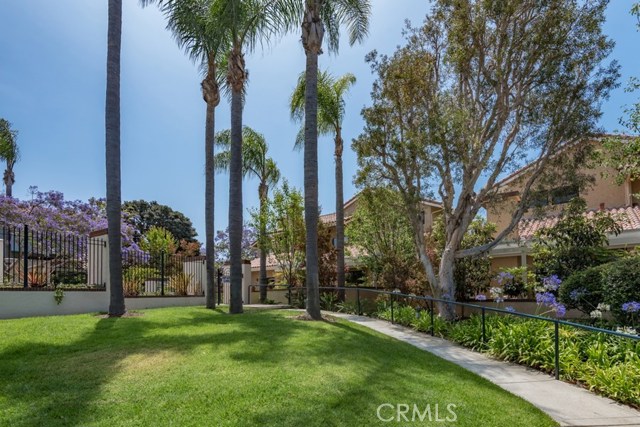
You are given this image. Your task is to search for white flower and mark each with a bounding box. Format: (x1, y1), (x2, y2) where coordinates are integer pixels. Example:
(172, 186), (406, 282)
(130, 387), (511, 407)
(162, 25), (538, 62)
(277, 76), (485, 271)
(590, 309), (602, 319)
(596, 303), (610, 312)
(616, 327), (638, 336)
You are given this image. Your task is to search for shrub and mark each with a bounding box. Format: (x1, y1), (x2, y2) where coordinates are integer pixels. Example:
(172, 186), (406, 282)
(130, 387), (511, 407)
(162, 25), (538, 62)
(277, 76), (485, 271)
(602, 257), (640, 324)
(123, 266), (158, 296)
(559, 264), (607, 314)
(169, 272), (193, 296)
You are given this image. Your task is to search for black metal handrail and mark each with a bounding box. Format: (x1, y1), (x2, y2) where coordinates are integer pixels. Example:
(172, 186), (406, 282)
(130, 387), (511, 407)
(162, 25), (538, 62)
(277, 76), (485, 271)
(277, 285), (640, 381)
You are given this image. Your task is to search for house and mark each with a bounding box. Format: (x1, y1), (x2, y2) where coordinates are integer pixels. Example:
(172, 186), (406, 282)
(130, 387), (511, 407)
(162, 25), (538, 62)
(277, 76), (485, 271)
(249, 192), (443, 285)
(487, 136), (640, 273)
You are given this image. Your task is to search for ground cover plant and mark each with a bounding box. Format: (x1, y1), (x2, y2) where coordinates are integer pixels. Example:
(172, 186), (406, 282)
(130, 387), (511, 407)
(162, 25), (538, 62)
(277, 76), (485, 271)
(0, 307), (556, 427)
(359, 301), (640, 407)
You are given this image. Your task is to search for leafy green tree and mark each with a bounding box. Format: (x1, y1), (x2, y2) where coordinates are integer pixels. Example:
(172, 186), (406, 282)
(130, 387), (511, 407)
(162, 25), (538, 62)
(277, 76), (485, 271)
(105, 0), (125, 316)
(290, 70), (356, 298)
(140, 226), (178, 256)
(346, 188), (425, 293)
(0, 119), (19, 198)
(215, 126), (280, 302)
(299, 0), (371, 320)
(353, 1), (618, 319)
(123, 200), (197, 244)
(257, 180), (305, 287)
(531, 198), (622, 280)
(140, 0), (229, 309)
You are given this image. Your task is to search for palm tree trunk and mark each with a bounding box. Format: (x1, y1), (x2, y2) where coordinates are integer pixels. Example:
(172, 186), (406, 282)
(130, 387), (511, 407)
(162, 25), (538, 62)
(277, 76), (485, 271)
(302, 0), (324, 320)
(228, 45), (245, 314)
(3, 168), (13, 198)
(105, 0), (125, 316)
(203, 57), (219, 310)
(335, 131), (345, 299)
(258, 183), (268, 303)
(303, 50), (321, 320)
(205, 101), (216, 309)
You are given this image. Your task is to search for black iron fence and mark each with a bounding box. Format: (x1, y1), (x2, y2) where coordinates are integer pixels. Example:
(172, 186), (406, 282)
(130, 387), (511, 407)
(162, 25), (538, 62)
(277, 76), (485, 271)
(1, 226), (106, 290)
(122, 251), (205, 297)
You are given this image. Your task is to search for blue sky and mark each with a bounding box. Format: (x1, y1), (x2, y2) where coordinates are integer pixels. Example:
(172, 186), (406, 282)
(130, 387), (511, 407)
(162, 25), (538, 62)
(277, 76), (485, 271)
(0, 1), (639, 241)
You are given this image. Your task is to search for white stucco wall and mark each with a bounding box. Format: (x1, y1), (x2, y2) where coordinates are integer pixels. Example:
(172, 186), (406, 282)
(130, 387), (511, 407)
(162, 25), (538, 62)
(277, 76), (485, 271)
(0, 291), (109, 319)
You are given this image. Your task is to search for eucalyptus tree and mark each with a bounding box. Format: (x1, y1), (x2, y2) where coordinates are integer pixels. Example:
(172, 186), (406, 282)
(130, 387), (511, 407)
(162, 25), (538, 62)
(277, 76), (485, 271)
(299, 0), (371, 319)
(215, 126), (280, 303)
(141, 0), (230, 309)
(353, 0), (618, 319)
(0, 119), (19, 198)
(105, 0), (125, 316)
(290, 70), (356, 297)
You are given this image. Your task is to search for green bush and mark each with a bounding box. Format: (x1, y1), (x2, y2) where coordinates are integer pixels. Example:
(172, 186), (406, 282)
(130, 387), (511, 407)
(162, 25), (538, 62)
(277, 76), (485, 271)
(602, 257), (640, 324)
(559, 264), (607, 314)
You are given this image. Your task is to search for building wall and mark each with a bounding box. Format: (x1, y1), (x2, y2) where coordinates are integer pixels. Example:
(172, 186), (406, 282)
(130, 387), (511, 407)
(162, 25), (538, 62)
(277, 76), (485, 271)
(487, 163), (630, 236)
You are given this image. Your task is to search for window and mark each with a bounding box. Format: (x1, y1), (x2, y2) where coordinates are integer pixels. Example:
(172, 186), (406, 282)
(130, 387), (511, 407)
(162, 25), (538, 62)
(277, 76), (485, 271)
(551, 185), (579, 205)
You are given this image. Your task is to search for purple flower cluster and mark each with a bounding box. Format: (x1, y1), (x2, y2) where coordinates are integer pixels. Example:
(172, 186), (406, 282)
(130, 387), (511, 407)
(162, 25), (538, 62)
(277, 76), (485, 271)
(505, 306), (516, 313)
(214, 225), (258, 264)
(536, 291), (566, 318)
(475, 294), (487, 301)
(496, 271), (514, 285)
(622, 301), (640, 313)
(569, 288), (586, 302)
(542, 275), (562, 291)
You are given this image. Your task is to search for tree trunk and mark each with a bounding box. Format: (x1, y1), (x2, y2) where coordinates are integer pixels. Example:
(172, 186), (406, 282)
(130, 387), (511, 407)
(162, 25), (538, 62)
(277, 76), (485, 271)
(258, 182), (268, 303)
(436, 248), (457, 321)
(105, 0), (125, 316)
(3, 169), (13, 198)
(302, 0), (324, 320)
(335, 131), (345, 300)
(203, 57), (219, 310)
(204, 102), (216, 309)
(228, 45), (245, 314)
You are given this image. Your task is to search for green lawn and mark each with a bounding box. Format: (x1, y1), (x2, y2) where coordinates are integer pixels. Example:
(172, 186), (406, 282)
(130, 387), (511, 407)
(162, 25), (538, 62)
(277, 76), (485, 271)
(0, 307), (556, 426)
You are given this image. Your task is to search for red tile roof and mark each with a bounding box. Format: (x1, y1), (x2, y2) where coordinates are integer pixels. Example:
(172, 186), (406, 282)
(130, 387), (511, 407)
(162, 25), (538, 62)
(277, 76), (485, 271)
(517, 205), (640, 240)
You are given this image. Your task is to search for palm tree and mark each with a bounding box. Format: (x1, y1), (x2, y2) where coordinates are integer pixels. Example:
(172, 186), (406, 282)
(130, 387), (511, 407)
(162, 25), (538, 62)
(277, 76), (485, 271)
(215, 126), (280, 303)
(105, 0), (125, 316)
(217, 0), (299, 314)
(141, 0), (230, 309)
(290, 70), (356, 299)
(0, 119), (19, 198)
(299, 0), (371, 319)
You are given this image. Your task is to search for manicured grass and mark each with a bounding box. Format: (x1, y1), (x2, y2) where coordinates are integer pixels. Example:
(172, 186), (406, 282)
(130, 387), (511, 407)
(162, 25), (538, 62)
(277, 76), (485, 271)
(0, 307), (556, 426)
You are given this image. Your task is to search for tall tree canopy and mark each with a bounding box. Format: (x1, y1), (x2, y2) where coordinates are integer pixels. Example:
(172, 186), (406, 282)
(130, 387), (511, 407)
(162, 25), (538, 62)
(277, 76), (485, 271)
(353, 0), (618, 318)
(122, 200), (198, 244)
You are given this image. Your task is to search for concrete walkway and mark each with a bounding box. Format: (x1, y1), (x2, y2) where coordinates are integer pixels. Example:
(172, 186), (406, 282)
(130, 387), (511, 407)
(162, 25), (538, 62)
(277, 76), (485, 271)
(332, 313), (640, 427)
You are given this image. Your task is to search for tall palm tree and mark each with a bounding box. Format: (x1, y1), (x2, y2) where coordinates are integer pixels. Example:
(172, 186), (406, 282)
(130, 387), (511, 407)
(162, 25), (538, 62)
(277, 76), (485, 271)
(290, 70), (356, 298)
(0, 119), (19, 198)
(141, 0), (230, 309)
(300, 0), (371, 319)
(215, 126), (280, 303)
(105, 0), (125, 316)
(217, 0), (299, 314)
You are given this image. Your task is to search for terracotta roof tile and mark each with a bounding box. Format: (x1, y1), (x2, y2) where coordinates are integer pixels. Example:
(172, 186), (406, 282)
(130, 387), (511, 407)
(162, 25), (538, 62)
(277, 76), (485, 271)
(517, 205), (640, 240)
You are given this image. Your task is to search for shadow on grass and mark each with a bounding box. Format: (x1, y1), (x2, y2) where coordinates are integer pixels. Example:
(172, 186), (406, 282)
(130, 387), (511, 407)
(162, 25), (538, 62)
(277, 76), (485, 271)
(0, 308), (306, 427)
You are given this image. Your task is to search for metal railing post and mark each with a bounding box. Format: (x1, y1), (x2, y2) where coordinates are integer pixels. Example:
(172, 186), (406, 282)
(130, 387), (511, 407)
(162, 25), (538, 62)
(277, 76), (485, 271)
(481, 306), (486, 344)
(23, 225), (28, 288)
(217, 268), (222, 304)
(391, 293), (395, 324)
(554, 321), (560, 380)
(430, 299), (435, 336)
(160, 250), (165, 296)
(357, 288), (362, 315)
(287, 285), (292, 306)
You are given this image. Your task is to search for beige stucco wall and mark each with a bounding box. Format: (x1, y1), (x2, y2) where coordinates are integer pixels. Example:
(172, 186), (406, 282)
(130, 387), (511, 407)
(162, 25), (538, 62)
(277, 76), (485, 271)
(125, 296), (205, 310)
(0, 291), (109, 319)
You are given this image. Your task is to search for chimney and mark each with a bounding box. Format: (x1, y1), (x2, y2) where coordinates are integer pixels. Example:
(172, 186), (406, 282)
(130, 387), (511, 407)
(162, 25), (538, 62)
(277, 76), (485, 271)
(599, 202), (605, 211)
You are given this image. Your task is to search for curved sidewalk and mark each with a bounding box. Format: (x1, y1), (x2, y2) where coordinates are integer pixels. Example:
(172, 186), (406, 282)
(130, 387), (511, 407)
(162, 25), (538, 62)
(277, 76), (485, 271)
(332, 313), (640, 427)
